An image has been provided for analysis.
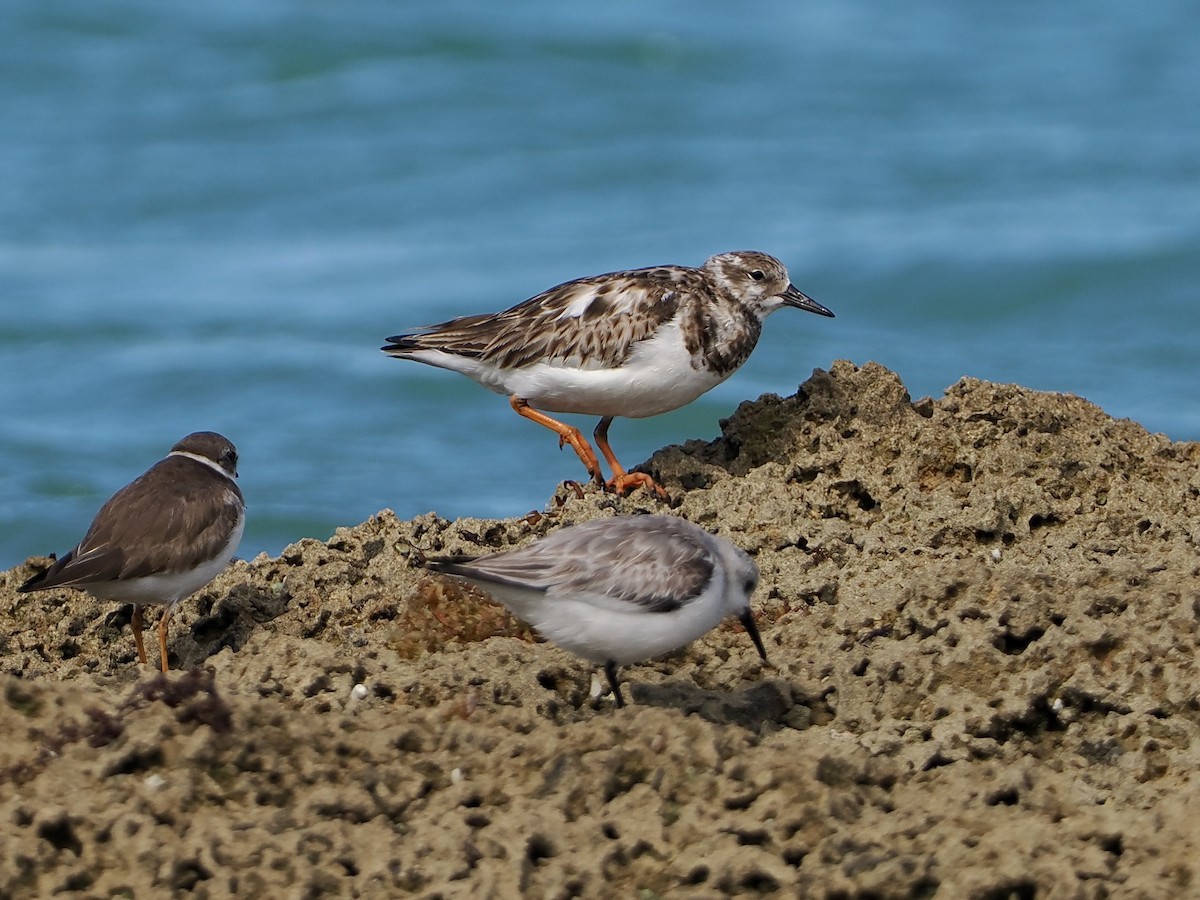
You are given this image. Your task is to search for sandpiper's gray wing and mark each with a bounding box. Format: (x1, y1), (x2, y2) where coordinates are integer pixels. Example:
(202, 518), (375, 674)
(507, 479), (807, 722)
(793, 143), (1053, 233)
(430, 516), (716, 614)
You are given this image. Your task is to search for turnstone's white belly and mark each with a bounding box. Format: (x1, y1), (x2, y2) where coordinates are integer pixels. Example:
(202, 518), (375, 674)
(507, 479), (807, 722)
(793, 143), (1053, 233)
(482, 321), (726, 418)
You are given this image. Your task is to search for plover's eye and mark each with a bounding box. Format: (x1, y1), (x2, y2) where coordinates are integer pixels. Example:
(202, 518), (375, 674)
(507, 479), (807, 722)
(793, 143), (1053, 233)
(749, 270), (765, 282)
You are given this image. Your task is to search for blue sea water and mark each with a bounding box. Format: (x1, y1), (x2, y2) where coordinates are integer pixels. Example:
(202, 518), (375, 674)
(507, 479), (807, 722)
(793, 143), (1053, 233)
(2, 0), (1198, 563)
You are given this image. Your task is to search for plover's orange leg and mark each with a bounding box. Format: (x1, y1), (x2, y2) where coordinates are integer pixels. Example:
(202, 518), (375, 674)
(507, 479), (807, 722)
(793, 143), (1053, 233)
(131, 606), (149, 665)
(510, 397), (604, 484)
(594, 416), (668, 500)
(157, 610), (171, 673)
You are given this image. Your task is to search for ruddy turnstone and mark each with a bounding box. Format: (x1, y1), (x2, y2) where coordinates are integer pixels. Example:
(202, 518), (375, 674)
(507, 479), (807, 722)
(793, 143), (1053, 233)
(18, 431), (245, 672)
(426, 514), (767, 708)
(382, 250), (833, 498)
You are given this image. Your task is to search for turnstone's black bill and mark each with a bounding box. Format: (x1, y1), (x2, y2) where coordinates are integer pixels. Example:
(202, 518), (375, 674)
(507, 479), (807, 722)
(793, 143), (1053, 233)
(426, 514), (767, 708)
(383, 250), (833, 500)
(18, 431), (245, 672)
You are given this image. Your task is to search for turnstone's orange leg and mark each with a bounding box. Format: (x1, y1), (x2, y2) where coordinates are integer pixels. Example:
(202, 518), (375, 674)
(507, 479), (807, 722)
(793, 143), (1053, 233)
(510, 397), (604, 485)
(131, 606), (149, 665)
(157, 610), (171, 672)
(593, 417), (669, 500)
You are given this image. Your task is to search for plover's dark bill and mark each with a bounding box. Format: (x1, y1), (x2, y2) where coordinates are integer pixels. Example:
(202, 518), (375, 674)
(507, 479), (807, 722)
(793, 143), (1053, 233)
(384, 250), (832, 499)
(18, 431), (245, 672)
(426, 514), (767, 707)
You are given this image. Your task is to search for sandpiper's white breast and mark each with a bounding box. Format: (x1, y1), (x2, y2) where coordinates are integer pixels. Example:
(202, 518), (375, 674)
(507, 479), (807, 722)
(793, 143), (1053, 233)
(527, 584), (732, 666)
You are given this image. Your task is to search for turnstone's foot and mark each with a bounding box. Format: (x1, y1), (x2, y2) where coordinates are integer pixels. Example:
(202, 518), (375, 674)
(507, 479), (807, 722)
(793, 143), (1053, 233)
(593, 416), (669, 500)
(607, 471), (669, 500)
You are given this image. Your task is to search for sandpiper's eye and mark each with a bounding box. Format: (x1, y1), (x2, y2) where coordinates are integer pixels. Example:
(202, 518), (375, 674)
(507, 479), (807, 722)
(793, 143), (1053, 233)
(743, 577), (758, 594)
(749, 270), (765, 282)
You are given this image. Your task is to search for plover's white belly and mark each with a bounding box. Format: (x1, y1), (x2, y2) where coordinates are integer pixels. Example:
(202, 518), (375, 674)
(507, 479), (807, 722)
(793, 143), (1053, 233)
(428, 321), (731, 419)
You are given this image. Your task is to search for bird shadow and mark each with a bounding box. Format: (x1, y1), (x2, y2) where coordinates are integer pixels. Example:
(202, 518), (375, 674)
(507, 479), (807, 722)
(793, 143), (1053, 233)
(629, 677), (826, 732)
(182, 581), (291, 665)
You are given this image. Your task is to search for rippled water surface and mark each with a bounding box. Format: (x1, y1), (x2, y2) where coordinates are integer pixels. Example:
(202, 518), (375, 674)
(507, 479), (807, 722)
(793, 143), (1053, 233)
(2, 1), (1198, 561)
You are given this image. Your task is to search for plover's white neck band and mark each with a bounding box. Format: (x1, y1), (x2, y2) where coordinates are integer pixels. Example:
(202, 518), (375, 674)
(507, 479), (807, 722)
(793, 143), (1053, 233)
(169, 450), (235, 481)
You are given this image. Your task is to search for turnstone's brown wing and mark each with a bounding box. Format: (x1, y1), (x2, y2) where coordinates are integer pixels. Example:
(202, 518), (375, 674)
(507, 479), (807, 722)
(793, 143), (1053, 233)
(20, 456), (244, 590)
(387, 265), (712, 371)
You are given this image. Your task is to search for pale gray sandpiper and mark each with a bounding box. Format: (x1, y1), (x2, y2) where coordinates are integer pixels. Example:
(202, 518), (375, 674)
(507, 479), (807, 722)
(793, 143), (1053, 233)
(426, 514), (768, 707)
(383, 251), (833, 498)
(18, 431), (245, 672)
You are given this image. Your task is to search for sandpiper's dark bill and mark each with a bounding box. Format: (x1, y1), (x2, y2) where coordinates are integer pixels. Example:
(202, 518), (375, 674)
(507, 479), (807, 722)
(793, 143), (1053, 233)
(18, 431), (245, 672)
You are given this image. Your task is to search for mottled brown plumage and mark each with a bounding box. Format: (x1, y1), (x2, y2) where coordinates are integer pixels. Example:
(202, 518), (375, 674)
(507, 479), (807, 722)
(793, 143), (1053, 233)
(389, 268), (689, 371)
(383, 251), (833, 497)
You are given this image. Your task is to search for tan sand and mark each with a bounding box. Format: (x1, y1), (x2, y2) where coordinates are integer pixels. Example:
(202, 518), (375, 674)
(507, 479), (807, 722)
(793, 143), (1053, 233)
(2, 360), (1198, 897)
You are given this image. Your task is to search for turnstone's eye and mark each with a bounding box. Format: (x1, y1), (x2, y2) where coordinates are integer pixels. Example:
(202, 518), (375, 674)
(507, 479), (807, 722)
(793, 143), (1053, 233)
(749, 270), (765, 282)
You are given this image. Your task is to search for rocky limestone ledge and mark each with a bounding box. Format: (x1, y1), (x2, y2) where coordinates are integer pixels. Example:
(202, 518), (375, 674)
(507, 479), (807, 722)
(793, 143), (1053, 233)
(2, 360), (1198, 898)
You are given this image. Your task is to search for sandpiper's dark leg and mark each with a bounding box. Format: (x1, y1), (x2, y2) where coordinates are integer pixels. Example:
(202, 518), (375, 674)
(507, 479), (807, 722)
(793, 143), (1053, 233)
(603, 658), (626, 708)
(131, 606), (148, 665)
(593, 417), (668, 500)
(157, 610), (171, 672)
(510, 396), (604, 485)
